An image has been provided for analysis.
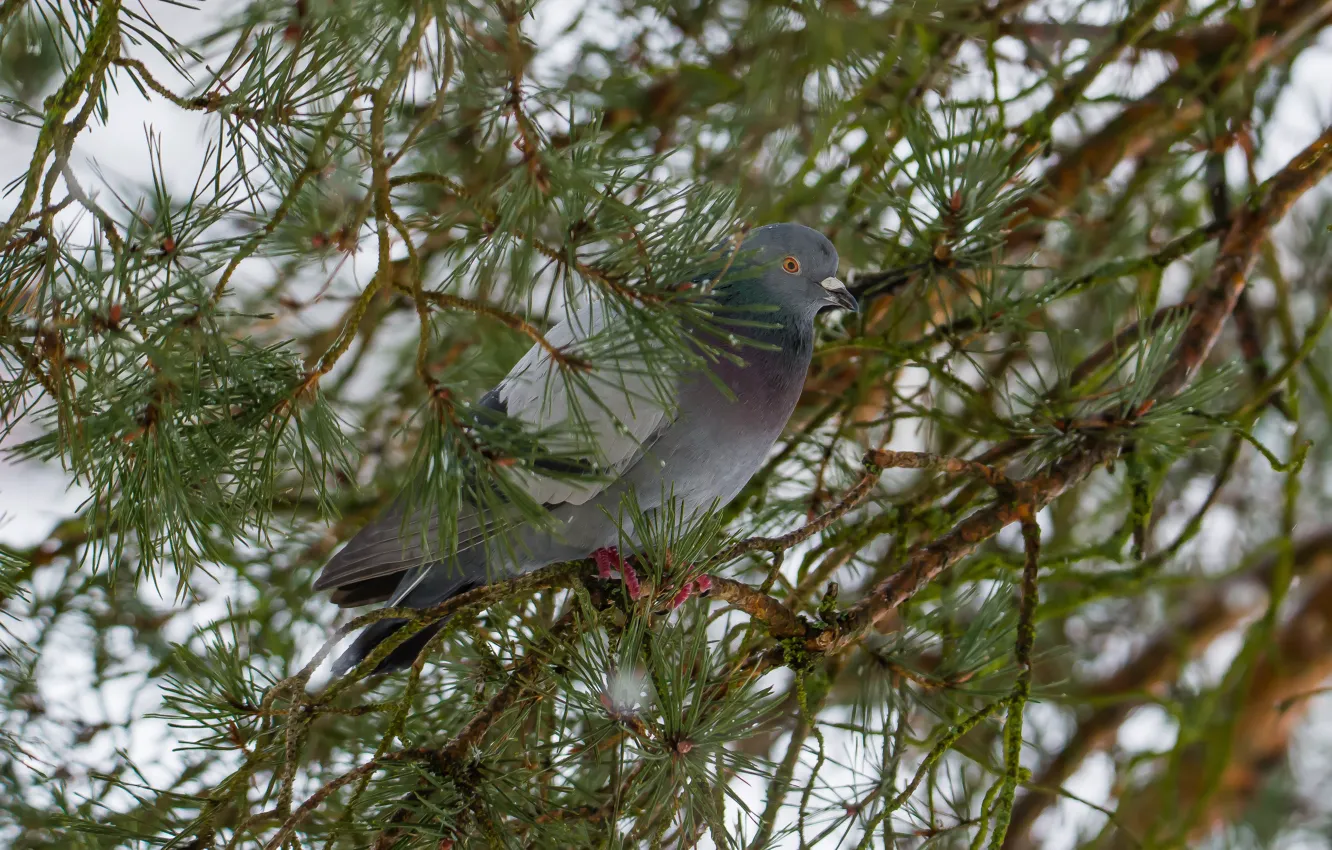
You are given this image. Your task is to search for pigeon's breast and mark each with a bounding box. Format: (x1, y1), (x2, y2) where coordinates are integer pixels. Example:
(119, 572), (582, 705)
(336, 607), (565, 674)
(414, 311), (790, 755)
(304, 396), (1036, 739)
(630, 344), (809, 513)
(706, 346), (808, 428)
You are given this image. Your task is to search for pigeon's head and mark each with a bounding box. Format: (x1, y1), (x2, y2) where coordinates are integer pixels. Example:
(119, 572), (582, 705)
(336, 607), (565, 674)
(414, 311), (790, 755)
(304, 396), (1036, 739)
(718, 223), (857, 317)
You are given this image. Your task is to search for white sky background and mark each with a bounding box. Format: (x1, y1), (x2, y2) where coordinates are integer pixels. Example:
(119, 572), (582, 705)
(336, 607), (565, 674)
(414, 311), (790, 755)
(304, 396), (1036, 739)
(2, 0), (1332, 847)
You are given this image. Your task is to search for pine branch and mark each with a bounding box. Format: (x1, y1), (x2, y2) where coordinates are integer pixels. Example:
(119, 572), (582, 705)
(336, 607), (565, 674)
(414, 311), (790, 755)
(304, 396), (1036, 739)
(829, 123), (1332, 654)
(1101, 562), (1332, 847)
(0, 0), (121, 251)
(1155, 121), (1332, 397)
(1003, 529), (1332, 847)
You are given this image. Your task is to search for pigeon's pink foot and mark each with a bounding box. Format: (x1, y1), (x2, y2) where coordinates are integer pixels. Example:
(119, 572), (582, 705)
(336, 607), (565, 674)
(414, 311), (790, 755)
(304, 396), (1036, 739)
(669, 581), (695, 610)
(622, 562), (642, 600)
(593, 546), (621, 580)
(668, 574), (714, 610)
(592, 547), (641, 600)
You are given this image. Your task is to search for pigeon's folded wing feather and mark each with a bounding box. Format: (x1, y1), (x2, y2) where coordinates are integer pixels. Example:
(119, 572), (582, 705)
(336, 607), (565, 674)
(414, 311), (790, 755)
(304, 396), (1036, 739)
(312, 504), (500, 597)
(314, 299), (676, 602)
(495, 298), (676, 505)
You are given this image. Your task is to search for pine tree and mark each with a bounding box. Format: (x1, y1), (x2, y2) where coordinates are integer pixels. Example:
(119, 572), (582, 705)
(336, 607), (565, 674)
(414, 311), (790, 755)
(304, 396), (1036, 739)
(3, 1), (1332, 848)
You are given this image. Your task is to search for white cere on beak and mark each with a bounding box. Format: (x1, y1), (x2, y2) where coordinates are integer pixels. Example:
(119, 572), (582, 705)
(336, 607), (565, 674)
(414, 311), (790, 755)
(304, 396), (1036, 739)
(819, 276), (858, 312)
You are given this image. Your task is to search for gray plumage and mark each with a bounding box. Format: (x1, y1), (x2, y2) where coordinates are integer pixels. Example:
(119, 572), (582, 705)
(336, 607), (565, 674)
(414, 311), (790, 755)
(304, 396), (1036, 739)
(316, 222), (856, 674)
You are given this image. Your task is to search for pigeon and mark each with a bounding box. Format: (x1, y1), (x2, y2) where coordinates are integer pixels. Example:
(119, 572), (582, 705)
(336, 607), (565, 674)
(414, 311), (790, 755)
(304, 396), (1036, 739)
(315, 222), (857, 675)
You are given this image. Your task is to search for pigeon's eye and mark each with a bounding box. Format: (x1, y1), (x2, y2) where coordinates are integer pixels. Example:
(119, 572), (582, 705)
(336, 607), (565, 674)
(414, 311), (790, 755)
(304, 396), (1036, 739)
(782, 256), (801, 274)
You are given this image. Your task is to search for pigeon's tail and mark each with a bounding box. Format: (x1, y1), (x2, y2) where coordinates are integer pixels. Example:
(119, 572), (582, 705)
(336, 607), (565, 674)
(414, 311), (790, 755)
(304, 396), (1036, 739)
(330, 566), (483, 677)
(331, 617), (447, 677)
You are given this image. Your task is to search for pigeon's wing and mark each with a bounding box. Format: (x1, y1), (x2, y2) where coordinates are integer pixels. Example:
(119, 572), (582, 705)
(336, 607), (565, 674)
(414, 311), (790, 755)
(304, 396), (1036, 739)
(314, 299), (677, 604)
(494, 298), (678, 506)
(312, 502), (481, 601)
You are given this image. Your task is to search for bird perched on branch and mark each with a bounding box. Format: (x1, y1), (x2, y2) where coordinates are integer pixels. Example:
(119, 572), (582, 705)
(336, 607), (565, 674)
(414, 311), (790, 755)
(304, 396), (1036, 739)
(315, 222), (857, 675)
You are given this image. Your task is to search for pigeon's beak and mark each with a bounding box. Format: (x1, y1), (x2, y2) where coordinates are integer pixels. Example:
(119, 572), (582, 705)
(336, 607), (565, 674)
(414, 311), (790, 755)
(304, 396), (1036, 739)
(819, 277), (859, 312)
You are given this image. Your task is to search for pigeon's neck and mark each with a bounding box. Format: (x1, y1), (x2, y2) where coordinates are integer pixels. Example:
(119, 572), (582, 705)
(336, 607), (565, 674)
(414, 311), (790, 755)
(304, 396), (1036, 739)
(708, 287), (818, 351)
(741, 315), (814, 364)
(694, 305), (814, 415)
